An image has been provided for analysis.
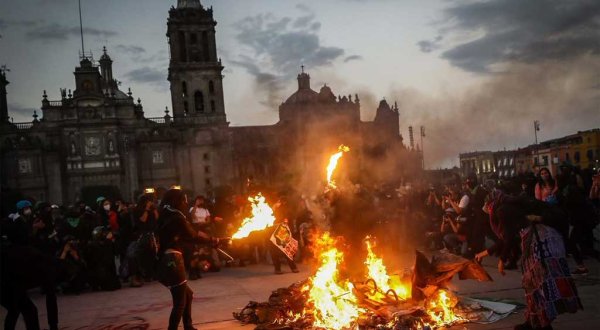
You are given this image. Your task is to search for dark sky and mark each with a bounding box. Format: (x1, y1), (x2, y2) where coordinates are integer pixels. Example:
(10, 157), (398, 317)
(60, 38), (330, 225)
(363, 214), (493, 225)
(1, 0), (598, 167)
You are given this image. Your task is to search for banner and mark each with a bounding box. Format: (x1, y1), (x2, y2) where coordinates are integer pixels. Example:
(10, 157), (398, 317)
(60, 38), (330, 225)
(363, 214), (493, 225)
(270, 224), (298, 261)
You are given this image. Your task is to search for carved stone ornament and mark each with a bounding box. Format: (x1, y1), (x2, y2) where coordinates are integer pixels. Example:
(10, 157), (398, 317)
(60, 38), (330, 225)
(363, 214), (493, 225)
(84, 136), (102, 156)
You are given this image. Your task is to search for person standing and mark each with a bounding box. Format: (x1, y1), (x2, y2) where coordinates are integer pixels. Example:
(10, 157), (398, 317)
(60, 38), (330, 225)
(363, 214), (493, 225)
(131, 195), (159, 285)
(476, 191), (581, 330)
(1, 200), (59, 330)
(535, 168), (559, 204)
(156, 188), (229, 330)
(189, 196), (211, 230)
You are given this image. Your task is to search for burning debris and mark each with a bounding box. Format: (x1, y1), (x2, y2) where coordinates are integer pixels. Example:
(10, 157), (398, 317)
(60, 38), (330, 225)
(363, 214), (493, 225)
(233, 233), (506, 330)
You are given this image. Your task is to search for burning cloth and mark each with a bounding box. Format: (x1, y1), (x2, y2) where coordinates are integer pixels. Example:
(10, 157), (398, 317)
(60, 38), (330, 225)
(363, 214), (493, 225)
(412, 250), (493, 299)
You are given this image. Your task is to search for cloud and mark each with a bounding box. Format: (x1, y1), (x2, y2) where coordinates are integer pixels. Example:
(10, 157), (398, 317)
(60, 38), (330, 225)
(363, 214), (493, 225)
(25, 23), (117, 41)
(389, 55), (600, 167)
(231, 7), (346, 108)
(0, 19), (39, 29)
(417, 35), (443, 53)
(425, 0), (600, 73)
(123, 67), (167, 87)
(115, 44), (146, 55)
(344, 55), (363, 62)
(7, 103), (37, 122)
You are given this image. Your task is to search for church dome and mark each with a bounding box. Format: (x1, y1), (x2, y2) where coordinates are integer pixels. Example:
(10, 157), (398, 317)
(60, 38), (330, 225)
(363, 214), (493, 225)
(283, 69), (318, 104)
(284, 88), (318, 104)
(318, 84), (336, 102)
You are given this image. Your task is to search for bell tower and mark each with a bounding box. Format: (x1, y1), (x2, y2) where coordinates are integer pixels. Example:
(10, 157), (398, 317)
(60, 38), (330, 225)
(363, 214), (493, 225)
(0, 66), (9, 122)
(167, 0), (226, 123)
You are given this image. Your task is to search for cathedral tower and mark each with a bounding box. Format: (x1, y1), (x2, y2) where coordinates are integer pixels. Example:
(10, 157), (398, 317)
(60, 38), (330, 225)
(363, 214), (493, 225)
(0, 67), (9, 122)
(167, 0), (226, 123)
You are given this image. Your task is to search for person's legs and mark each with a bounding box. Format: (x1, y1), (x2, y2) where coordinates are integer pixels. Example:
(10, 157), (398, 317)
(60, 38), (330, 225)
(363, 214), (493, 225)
(44, 285), (59, 330)
(286, 256), (299, 272)
(568, 224), (588, 274)
(443, 233), (460, 253)
(168, 285), (187, 330)
(18, 294), (40, 330)
(270, 245), (282, 273)
(182, 285), (195, 329)
(2, 297), (20, 330)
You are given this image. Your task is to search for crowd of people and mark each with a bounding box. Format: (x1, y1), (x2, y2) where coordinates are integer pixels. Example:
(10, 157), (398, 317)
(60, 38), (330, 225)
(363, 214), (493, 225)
(1, 163), (599, 330)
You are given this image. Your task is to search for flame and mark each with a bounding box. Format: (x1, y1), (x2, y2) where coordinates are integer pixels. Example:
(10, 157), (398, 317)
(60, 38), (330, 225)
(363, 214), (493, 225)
(364, 238), (411, 300)
(326, 145), (350, 189)
(425, 289), (465, 328)
(305, 232), (362, 329)
(231, 193), (276, 239)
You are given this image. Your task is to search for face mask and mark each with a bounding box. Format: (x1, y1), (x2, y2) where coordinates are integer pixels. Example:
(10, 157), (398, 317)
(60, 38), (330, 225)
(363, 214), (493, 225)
(67, 217), (80, 227)
(103, 204), (111, 211)
(23, 209), (32, 216)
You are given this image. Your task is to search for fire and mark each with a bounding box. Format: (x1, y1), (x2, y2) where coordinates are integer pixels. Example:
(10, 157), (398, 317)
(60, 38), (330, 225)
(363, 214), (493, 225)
(231, 193), (276, 239)
(326, 145), (350, 189)
(364, 238), (411, 300)
(305, 232), (362, 329)
(425, 289), (465, 328)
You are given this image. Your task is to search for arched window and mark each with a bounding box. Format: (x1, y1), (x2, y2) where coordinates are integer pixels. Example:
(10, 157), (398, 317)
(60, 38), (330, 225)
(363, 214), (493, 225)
(194, 91), (204, 112)
(208, 80), (215, 94)
(210, 100), (216, 112)
(181, 81), (187, 98)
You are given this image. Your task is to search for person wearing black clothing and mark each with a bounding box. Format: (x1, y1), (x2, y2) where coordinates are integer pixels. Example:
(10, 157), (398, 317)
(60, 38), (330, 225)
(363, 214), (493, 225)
(465, 176), (489, 259)
(1, 200), (59, 330)
(270, 197), (300, 275)
(132, 195), (159, 283)
(156, 188), (229, 330)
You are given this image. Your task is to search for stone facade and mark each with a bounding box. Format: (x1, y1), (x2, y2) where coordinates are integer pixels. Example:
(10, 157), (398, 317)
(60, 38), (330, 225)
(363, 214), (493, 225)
(0, 1), (233, 206)
(1, 0), (419, 206)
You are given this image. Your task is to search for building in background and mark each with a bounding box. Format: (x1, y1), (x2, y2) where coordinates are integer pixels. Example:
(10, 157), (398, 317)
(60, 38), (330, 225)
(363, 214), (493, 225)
(459, 151), (495, 180)
(1, 1), (234, 205)
(0, 0), (419, 206)
(532, 129), (600, 175)
(459, 129), (600, 181)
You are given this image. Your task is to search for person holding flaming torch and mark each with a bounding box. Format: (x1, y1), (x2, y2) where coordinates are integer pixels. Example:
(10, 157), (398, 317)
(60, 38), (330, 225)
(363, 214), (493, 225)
(155, 188), (230, 330)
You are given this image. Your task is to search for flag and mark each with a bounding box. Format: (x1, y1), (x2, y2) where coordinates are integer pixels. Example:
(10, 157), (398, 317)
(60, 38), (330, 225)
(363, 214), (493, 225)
(534, 120), (540, 131)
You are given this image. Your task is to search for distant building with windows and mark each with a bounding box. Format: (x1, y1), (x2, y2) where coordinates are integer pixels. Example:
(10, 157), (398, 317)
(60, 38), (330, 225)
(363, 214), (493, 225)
(459, 151), (494, 179)
(532, 129), (600, 175)
(459, 129), (600, 180)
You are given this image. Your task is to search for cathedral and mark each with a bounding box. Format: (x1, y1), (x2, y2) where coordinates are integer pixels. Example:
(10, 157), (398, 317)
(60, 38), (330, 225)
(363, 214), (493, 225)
(0, 0), (420, 206)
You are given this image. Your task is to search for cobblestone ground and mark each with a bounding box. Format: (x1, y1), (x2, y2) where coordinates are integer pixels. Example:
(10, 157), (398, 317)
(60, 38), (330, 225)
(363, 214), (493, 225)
(2, 255), (599, 329)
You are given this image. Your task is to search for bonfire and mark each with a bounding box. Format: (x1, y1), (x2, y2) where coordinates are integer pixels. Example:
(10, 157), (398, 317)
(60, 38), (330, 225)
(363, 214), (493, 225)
(232, 145), (500, 329)
(234, 232), (490, 329)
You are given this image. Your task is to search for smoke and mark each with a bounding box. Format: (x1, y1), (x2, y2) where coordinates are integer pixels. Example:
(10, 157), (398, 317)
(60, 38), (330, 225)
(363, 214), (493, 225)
(390, 55), (600, 168)
(231, 7), (347, 109)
